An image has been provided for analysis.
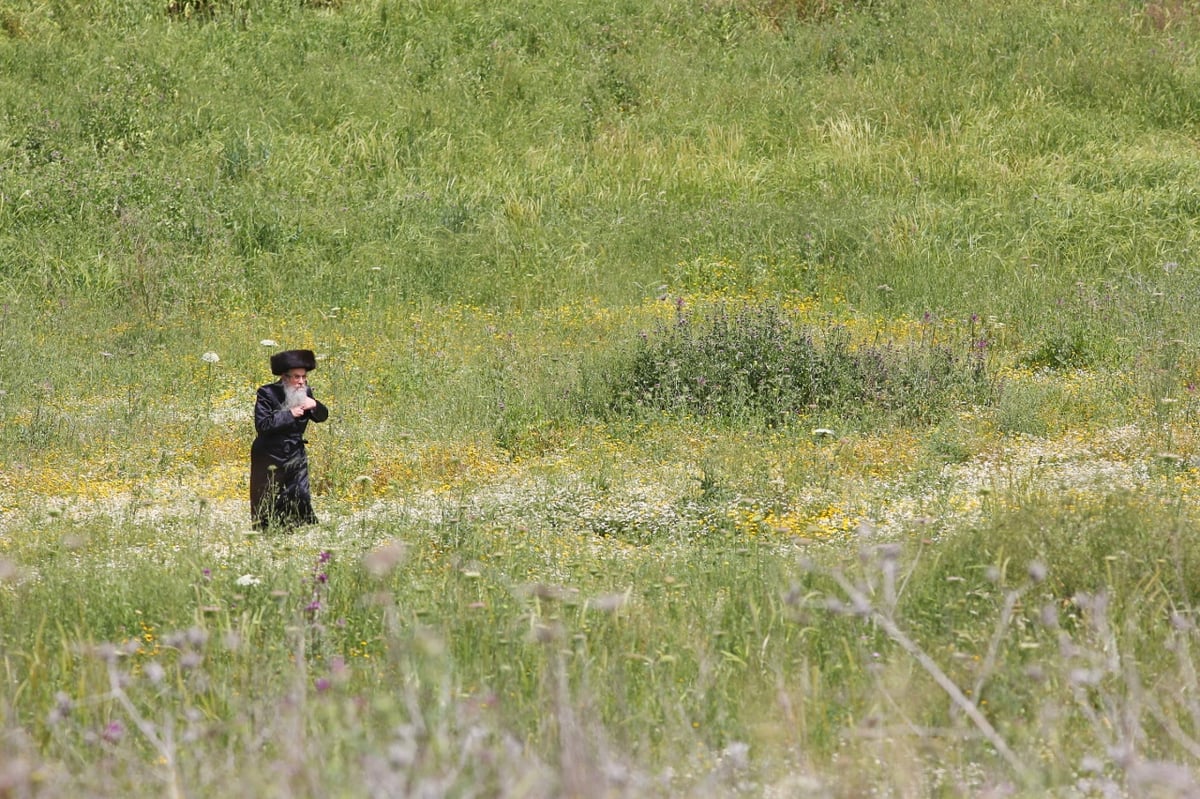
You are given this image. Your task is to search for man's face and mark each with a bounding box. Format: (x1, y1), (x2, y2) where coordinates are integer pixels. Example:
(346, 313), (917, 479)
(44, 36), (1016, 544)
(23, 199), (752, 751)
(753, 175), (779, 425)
(282, 369), (308, 389)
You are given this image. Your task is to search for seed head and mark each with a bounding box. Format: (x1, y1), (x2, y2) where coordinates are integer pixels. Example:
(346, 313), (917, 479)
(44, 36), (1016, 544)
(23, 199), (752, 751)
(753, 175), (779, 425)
(1027, 561), (1047, 584)
(363, 540), (408, 578)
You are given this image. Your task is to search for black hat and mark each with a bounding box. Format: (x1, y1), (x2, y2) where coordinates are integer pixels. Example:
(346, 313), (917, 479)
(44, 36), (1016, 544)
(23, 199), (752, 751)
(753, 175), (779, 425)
(270, 349), (317, 375)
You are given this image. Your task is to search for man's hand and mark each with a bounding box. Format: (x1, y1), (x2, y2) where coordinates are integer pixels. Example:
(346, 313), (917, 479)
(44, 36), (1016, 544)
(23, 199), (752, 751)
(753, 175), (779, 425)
(291, 397), (317, 418)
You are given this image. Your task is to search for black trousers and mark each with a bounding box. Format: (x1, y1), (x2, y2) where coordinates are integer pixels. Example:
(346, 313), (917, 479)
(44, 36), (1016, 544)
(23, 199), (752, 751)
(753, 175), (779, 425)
(249, 449), (317, 529)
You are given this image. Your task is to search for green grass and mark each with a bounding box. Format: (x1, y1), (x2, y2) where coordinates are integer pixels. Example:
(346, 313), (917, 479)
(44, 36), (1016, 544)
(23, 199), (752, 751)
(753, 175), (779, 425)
(6, 0), (1200, 794)
(5, 0), (1200, 327)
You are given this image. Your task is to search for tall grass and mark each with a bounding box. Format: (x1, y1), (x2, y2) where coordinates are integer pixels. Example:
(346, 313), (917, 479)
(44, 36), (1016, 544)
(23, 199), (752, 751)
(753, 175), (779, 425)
(6, 486), (1200, 795)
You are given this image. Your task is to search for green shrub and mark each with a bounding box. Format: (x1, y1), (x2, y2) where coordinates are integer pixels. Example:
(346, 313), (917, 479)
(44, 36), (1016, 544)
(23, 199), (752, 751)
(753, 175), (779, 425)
(604, 301), (993, 426)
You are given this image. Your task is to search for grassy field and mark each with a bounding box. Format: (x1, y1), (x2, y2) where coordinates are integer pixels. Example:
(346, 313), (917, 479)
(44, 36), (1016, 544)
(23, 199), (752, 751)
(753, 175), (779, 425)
(5, 0), (1200, 795)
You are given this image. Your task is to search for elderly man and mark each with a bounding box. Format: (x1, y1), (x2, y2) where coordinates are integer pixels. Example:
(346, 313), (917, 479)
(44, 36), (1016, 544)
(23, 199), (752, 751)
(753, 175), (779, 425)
(250, 349), (329, 530)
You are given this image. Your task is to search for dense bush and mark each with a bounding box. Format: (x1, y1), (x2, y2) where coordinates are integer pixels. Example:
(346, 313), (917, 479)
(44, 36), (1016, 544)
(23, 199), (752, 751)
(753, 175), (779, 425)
(605, 301), (993, 425)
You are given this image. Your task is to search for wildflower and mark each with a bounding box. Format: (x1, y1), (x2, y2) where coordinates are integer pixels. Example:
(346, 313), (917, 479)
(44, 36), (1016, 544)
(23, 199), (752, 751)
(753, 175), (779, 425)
(101, 721), (124, 743)
(47, 692), (72, 725)
(589, 592), (628, 613)
(0, 558), (20, 583)
(524, 583), (576, 602)
(144, 661), (166, 685)
(363, 540), (408, 577)
(720, 741), (750, 772)
(531, 622), (562, 644)
(315, 677), (331, 693)
(201, 351), (220, 364)
(1027, 561), (1047, 584)
(260, 339), (278, 346)
(235, 574), (261, 587)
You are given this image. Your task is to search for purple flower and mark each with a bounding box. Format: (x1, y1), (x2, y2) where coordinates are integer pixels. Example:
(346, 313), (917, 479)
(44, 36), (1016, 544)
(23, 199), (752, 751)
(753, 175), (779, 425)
(318, 551), (332, 564)
(305, 600), (321, 613)
(101, 721), (124, 743)
(315, 677), (331, 693)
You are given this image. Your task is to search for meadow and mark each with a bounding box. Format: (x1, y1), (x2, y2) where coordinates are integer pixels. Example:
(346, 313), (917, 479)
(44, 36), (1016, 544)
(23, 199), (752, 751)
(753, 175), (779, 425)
(4, 0), (1200, 795)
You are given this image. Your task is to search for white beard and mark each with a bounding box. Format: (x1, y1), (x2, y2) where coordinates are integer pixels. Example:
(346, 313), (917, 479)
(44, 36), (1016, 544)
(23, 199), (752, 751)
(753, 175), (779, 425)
(282, 383), (308, 410)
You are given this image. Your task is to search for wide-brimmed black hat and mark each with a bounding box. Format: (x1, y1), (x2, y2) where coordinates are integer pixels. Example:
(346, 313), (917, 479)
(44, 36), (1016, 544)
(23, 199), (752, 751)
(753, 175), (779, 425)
(270, 349), (318, 375)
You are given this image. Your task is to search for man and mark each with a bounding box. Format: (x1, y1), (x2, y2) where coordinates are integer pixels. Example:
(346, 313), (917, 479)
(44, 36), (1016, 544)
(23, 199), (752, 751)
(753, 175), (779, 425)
(250, 349), (329, 530)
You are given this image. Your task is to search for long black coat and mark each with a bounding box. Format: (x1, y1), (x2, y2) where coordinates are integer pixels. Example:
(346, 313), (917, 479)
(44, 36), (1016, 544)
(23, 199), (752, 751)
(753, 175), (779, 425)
(249, 382), (329, 529)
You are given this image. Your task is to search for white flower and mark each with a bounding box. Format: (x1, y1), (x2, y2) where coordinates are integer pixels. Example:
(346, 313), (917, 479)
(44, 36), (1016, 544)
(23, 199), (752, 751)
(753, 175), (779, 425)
(201, 351), (220, 363)
(260, 339), (277, 347)
(235, 574), (261, 587)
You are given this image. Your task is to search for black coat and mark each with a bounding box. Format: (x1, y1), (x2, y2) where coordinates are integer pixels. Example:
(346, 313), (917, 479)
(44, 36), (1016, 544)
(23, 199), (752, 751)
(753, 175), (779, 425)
(249, 382), (329, 529)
